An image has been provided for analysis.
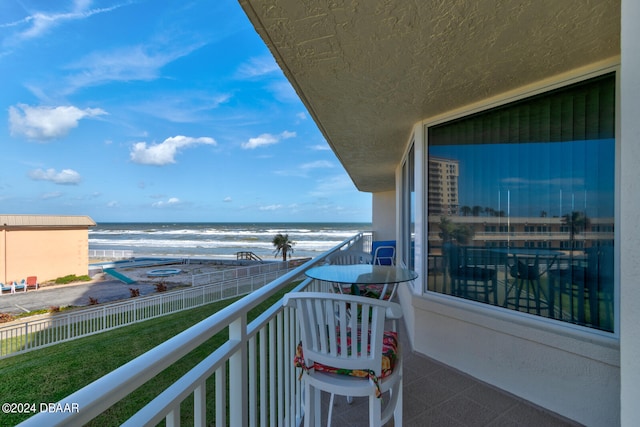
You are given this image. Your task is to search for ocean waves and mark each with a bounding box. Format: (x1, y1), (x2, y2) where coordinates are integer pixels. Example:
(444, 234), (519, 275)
(89, 222), (370, 259)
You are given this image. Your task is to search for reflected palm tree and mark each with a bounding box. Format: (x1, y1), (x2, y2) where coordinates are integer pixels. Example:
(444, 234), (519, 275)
(562, 211), (590, 266)
(439, 216), (474, 245)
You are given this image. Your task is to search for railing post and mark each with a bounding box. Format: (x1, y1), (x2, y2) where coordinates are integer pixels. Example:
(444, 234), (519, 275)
(24, 322), (29, 350)
(229, 316), (247, 427)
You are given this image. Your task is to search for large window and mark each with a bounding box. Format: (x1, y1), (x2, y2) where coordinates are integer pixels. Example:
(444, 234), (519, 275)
(426, 73), (615, 332)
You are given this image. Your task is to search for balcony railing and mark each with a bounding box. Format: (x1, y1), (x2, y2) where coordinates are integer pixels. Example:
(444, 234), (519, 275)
(18, 233), (370, 427)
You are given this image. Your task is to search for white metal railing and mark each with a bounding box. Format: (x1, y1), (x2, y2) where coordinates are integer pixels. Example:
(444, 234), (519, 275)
(17, 232), (369, 427)
(0, 261), (296, 358)
(191, 260), (297, 286)
(88, 249), (134, 259)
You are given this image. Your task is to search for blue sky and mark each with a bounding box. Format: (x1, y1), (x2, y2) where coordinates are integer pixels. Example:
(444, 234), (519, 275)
(0, 0), (372, 223)
(430, 139), (615, 218)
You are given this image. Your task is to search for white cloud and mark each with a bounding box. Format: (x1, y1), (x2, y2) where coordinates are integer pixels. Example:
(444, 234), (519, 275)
(152, 197), (181, 207)
(236, 56), (280, 78)
(131, 93), (231, 123)
(130, 135), (217, 165)
(300, 160), (334, 170)
(29, 168), (81, 185)
(259, 204), (283, 211)
(9, 104), (107, 141)
(223, 196), (232, 202)
(310, 144), (331, 151)
(268, 81), (299, 103)
(107, 201), (119, 207)
(309, 174), (355, 197)
(2, 1), (123, 45)
(241, 131), (296, 150)
(63, 43), (203, 94)
(41, 191), (63, 199)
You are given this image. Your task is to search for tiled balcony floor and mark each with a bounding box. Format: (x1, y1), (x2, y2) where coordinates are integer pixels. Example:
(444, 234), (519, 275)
(319, 323), (582, 427)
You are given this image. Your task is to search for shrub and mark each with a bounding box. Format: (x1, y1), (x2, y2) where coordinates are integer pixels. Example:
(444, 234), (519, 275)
(0, 312), (15, 323)
(88, 297), (99, 305)
(155, 282), (167, 293)
(48, 306), (60, 313)
(129, 288), (140, 298)
(54, 274), (92, 285)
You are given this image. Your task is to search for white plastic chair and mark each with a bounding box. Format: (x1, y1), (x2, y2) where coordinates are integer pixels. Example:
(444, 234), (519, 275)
(283, 292), (403, 427)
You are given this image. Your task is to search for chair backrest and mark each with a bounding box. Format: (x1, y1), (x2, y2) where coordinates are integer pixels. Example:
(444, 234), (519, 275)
(373, 246), (396, 265)
(327, 250), (372, 265)
(26, 276), (37, 286)
(283, 292), (401, 376)
(509, 254), (541, 279)
(371, 241), (396, 265)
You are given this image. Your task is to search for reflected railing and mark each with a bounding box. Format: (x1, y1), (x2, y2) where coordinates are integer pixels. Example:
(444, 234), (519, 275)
(17, 232), (370, 427)
(427, 245), (614, 332)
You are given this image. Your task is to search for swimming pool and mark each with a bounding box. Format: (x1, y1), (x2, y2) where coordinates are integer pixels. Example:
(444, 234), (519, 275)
(147, 268), (182, 277)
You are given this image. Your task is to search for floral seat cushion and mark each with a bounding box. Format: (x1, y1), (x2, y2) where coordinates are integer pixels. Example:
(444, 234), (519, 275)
(294, 329), (399, 397)
(333, 283), (393, 300)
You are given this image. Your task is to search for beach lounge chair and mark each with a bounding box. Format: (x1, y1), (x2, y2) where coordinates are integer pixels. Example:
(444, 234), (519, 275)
(13, 279), (27, 293)
(26, 276), (39, 290)
(0, 282), (12, 294)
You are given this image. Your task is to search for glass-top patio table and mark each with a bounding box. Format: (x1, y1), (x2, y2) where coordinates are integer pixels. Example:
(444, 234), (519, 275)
(306, 264), (418, 299)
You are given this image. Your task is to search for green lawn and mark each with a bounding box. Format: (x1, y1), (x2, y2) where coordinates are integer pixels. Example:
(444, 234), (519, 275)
(0, 284), (295, 426)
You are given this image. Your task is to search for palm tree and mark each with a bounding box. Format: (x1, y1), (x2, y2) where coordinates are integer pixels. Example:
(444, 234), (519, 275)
(272, 233), (295, 261)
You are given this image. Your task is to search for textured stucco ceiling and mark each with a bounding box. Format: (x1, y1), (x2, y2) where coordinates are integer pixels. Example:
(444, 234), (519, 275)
(239, 0), (620, 192)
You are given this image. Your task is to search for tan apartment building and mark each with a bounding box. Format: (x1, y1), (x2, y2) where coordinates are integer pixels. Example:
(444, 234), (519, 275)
(428, 156), (459, 216)
(0, 214), (96, 285)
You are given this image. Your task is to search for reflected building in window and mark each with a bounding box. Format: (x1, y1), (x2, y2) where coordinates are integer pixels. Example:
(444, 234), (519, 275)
(428, 156), (459, 216)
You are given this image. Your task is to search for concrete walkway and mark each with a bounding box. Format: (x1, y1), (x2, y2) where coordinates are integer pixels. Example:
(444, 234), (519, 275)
(0, 275), (160, 315)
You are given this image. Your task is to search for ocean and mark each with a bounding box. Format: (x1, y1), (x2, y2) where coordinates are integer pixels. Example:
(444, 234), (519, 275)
(89, 222), (371, 260)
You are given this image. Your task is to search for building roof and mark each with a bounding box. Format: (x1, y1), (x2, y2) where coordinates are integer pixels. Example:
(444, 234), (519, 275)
(0, 215), (96, 228)
(239, 0), (620, 192)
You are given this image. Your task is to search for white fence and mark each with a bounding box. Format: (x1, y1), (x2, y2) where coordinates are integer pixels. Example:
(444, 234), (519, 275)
(0, 261), (298, 358)
(88, 249), (134, 259)
(17, 232), (370, 427)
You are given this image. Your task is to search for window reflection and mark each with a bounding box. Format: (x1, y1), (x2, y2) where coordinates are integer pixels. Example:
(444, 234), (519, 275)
(426, 73), (615, 332)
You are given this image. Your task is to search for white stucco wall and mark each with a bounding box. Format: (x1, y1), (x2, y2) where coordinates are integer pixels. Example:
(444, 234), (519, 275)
(620, 0), (640, 424)
(372, 191), (396, 241)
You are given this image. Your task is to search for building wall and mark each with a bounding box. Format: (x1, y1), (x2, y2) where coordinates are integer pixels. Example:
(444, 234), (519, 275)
(399, 60), (622, 425)
(1, 228), (90, 284)
(620, 0), (640, 423)
(372, 191), (396, 241)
